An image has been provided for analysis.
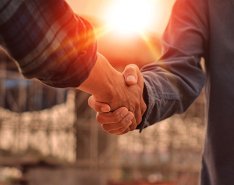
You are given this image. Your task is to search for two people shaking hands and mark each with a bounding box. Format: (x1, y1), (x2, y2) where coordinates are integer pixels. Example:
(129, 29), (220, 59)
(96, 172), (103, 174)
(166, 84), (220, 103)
(3, 0), (234, 184)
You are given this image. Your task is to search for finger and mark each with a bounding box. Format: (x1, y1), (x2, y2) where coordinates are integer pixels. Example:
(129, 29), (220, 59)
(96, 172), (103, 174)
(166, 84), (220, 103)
(129, 109), (142, 131)
(128, 105), (142, 131)
(135, 106), (142, 126)
(129, 117), (142, 131)
(104, 124), (131, 135)
(88, 96), (111, 113)
(120, 128), (130, 135)
(108, 129), (129, 135)
(123, 64), (139, 86)
(101, 113), (134, 131)
(96, 107), (129, 124)
(129, 118), (137, 131)
(102, 122), (132, 134)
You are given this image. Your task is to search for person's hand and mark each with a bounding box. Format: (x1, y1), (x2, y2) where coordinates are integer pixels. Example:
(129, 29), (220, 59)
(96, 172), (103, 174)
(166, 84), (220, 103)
(88, 64), (147, 135)
(79, 54), (145, 134)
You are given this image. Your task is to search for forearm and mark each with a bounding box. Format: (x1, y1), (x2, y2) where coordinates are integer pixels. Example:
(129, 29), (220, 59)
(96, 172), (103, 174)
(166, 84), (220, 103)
(0, 0), (97, 88)
(137, 56), (205, 131)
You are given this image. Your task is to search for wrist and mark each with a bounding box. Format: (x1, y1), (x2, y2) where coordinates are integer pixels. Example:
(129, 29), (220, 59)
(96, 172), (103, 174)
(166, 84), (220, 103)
(94, 63), (123, 105)
(78, 53), (121, 104)
(94, 65), (120, 102)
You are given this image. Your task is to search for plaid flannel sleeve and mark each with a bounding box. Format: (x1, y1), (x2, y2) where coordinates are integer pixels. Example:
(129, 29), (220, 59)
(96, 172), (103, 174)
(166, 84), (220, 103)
(0, 0), (97, 88)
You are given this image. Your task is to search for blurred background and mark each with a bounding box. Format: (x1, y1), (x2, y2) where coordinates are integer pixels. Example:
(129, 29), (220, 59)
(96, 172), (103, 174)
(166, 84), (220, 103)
(0, 0), (205, 185)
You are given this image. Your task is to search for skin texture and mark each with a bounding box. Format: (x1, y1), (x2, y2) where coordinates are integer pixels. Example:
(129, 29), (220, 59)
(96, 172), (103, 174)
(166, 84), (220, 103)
(87, 64), (146, 135)
(79, 54), (146, 134)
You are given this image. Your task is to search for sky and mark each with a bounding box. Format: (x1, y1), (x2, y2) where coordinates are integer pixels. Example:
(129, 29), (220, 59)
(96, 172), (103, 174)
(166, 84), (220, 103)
(66, 0), (175, 35)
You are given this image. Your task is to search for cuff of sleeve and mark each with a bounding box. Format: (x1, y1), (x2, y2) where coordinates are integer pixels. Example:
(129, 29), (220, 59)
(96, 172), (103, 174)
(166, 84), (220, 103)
(137, 77), (156, 132)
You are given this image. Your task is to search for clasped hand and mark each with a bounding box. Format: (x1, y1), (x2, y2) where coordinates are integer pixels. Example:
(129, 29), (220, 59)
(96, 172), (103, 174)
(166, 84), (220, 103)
(89, 64), (146, 135)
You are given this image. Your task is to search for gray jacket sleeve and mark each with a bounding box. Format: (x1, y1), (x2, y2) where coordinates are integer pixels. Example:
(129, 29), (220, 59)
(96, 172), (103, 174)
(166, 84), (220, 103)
(138, 0), (209, 130)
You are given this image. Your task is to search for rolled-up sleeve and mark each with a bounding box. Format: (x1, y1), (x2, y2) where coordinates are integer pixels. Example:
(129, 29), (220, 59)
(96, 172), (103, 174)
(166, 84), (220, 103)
(0, 0), (97, 88)
(138, 0), (208, 131)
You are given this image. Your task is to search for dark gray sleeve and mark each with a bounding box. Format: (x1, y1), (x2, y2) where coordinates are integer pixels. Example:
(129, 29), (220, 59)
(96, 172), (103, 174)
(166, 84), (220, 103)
(138, 0), (209, 130)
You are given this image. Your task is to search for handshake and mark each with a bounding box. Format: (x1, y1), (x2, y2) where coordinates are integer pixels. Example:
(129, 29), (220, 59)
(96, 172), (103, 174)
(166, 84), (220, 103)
(79, 53), (147, 135)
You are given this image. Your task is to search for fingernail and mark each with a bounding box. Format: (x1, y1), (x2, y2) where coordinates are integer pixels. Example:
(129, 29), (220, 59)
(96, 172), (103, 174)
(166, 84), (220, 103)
(101, 106), (110, 112)
(127, 75), (137, 83)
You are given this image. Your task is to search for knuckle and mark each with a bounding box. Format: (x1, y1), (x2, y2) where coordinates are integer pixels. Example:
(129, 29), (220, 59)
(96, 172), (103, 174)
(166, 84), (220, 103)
(128, 64), (138, 69)
(120, 114), (133, 128)
(113, 109), (120, 116)
(127, 66), (135, 72)
(125, 65), (138, 75)
(121, 118), (130, 127)
(113, 112), (122, 122)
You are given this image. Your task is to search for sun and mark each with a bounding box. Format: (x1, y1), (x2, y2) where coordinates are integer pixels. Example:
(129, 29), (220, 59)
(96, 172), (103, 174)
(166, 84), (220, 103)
(103, 0), (156, 36)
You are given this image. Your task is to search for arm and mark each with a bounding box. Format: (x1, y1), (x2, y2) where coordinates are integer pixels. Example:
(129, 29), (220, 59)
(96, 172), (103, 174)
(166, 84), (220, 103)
(0, 0), (96, 88)
(139, 0), (208, 129)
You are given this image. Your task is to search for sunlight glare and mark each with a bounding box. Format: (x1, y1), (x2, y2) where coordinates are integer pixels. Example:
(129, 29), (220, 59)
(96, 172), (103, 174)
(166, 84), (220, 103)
(104, 0), (156, 35)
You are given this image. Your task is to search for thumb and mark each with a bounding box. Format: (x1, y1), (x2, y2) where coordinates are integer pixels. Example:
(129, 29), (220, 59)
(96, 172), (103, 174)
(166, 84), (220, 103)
(123, 64), (140, 86)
